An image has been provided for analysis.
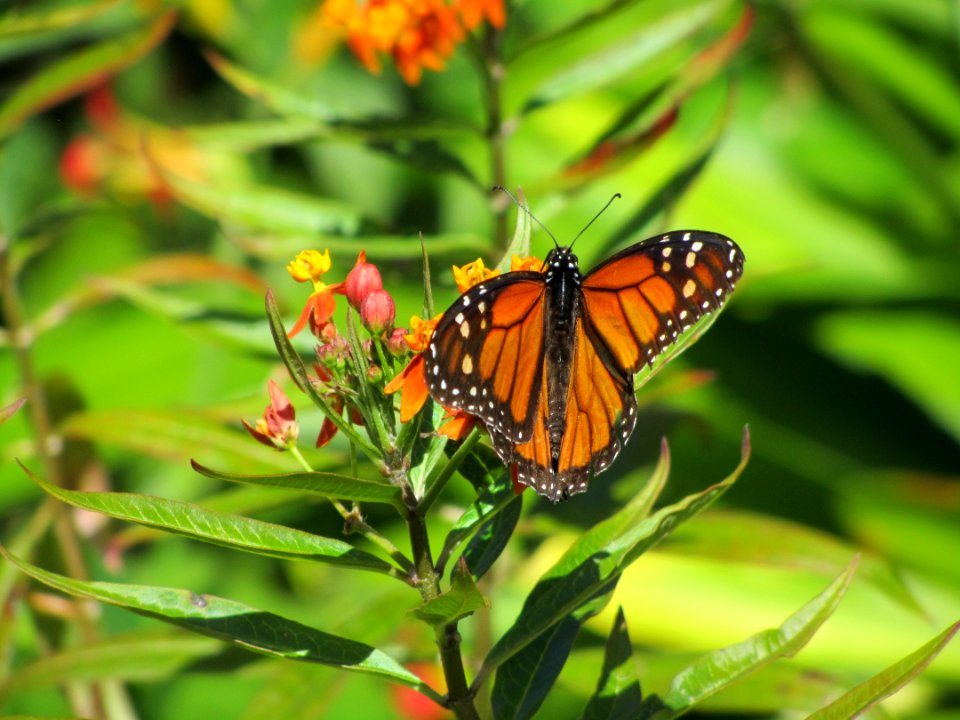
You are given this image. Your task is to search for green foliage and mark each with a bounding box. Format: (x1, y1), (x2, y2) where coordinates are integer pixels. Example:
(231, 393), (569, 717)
(1, 0), (958, 718)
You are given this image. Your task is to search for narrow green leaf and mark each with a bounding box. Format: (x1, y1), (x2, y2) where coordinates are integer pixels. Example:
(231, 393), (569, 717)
(233, 231), (489, 263)
(436, 448), (516, 575)
(523, 1), (726, 112)
(22, 462), (398, 576)
(0, 12), (175, 138)
(165, 172), (361, 235)
(264, 289), (380, 462)
(412, 558), (490, 626)
(2, 548), (424, 688)
(0, 0), (122, 39)
(581, 608), (643, 720)
(497, 187), (532, 271)
(191, 461), (402, 508)
(0, 632), (219, 699)
(492, 616), (582, 720)
(462, 494), (522, 581)
(806, 621), (960, 720)
(477, 431), (749, 686)
(408, 400), (452, 498)
(661, 559), (860, 715)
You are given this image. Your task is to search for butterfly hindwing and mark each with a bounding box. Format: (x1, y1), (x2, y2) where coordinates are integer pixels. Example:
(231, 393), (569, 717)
(581, 230), (744, 374)
(425, 272), (547, 442)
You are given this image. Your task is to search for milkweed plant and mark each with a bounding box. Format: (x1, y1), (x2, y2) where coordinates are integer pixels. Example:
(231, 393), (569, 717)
(3, 0), (956, 718)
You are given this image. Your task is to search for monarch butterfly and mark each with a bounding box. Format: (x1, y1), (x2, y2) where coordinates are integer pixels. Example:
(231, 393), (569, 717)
(425, 198), (744, 501)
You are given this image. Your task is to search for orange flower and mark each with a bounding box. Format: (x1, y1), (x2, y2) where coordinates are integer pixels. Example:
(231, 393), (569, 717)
(385, 313), (442, 421)
(243, 381), (299, 450)
(452, 257), (499, 293)
(322, 0), (504, 85)
(286, 249), (345, 338)
(510, 254), (543, 273)
(437, 408), (475, 440)
(457, 0), (505, 30)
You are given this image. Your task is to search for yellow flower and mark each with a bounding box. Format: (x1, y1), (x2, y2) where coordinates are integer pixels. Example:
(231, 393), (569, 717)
(452, 257), (499, 293)
(510, 254), (543, 273)
(287, 249), (332, 287)
(404, 313), (443, 353)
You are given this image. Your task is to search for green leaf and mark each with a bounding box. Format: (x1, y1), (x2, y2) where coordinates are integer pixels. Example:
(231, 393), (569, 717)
(191, 461), (402, 508)
(806, 621), (960, 720)
(0, 0), (122, 40)
(0, 12), (175, 138)
(412, 558), (490, 626)
(492, 616), (582, 720)
(436, 449), (517, 575)
(1, 548), (425, 689)
(476, 432), (748, 686)
(581, 608), (643, 720)
(22, 462), (398, 577)
(408, 400), (451, 498)
(497, 187), (533, 271)
(523, 0), (727, 112)
(660, 559), (859, 715)
(0, 632), (220, 700)
(462, 494), (522, 581)
(165, 172), (362, 236)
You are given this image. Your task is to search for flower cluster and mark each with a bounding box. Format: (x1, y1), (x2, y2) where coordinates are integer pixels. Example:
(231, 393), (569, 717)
(245, 247), (542, 466)
(322, 0), (506, 84)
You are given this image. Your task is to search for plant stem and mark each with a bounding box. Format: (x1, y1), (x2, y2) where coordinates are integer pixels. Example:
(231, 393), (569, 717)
(289, 446), (416, 577)
(403, 484), (480, 719)
(483, 25), (509, 249)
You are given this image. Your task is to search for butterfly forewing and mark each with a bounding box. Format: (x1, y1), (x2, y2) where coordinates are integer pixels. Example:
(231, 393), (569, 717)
(425, 272), (547, 442)
(581, 231), (744, 375)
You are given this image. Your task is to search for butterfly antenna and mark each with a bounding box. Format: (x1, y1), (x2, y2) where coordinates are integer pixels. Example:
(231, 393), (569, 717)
(492, 185), (560, 249)
(570, 193), (622, 250)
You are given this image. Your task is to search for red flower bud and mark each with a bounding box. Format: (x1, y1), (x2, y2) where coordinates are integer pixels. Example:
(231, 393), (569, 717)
(242, 380), (299, 450)
(360, 289), (395, 334)
(344, 251), (383, 310)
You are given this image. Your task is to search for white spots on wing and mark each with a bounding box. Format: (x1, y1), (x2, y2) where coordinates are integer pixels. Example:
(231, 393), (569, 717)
(691, 240), (703, 252)
(715, 288), (724, 297)
(702, 301), (710, 309)
(726, 270), (734, 279)
(478, 285), (488, 295)
(452, 388), (460, 396)
(469, 386), (477, 397)
(460, 322), (470, 338)
(685, 252), (696, 268)
(440, 380), (447, 390)
(729, 248), (737, 263)
(462, 354), (474, 374)
(455, 312), (464, 324)
(480, 317), (487, 330)
(683, 232), (691, 242)
(432, 364), (440, 376)
(662, 247), (672, 258)
(462, 295), (471, 306)
(430, 344), (437, 357)
(478, 301), (486, 313)
(662, 261), (672, 272)
(679, 309), (688, 320)
(682, 279), (696, 298)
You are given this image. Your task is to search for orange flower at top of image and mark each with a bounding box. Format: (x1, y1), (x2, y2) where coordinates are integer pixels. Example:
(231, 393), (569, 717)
(322, 0), (506, 85)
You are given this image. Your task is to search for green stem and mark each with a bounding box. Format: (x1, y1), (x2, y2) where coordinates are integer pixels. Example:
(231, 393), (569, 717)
(482, 25), (509, 249)
(403, 484), (480, 720)
(290, 446), (415, 577)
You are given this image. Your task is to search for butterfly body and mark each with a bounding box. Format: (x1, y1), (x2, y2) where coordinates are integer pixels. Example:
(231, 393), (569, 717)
(426, 230), (744, 502)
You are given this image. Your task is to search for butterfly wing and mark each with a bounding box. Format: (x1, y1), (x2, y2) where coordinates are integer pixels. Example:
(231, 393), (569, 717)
(425, 272), (548, 442)
(580, 230), (745, 374)
(491, 312), (637, 501)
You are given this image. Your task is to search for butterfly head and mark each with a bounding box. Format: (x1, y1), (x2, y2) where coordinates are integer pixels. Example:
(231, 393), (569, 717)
(543, 246), (579, 280)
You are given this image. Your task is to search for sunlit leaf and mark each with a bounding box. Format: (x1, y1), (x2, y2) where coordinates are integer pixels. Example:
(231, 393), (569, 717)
(191, 461), (403, 509)
(1, 548), (424, 688)
(477, 431), (749, 685)
(523, 1), (727, 113)
(806, 622), (960, 720)
(0, 632), (220, 699)
(23, 462), (399, 576)
(0, 12), (175, 138)
(660, 559), (858, 715)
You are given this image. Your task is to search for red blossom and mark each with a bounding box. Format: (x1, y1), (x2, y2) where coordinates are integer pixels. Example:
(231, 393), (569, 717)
(243, 380), (299, 450)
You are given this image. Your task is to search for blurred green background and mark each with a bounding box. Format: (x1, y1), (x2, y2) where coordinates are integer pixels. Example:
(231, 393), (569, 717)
(1, 0), (958, 717)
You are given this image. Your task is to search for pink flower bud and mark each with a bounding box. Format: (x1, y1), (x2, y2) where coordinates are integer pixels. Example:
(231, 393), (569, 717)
(385, 327), (408, 356)
(360, 289), (395, 334)
(344, 251), (383, 310)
